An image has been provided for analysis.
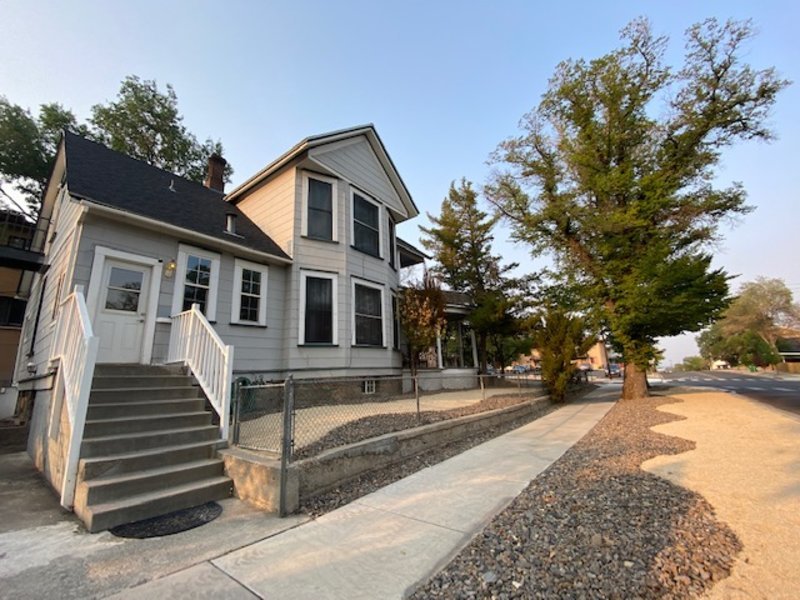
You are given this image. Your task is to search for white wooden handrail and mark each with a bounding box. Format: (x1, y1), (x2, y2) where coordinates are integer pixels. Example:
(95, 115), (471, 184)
(49, 285), (99, 509)
(167, 304), (233, 440)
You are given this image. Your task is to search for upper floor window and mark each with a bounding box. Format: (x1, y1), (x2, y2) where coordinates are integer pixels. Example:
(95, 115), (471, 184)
(353, 280), (384, 347)
(352, 191), (381, 257)
(0, 296), (26, 327)
(300, 270), (338, 345)
(172, 244), (220, 320)
(232, 258), (268, 326)
(302, 172), (337, 242)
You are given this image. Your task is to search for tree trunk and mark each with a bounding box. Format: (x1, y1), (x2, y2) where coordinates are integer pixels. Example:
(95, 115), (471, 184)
(477, 332), (488, 373)
(622, 362), (649, 399)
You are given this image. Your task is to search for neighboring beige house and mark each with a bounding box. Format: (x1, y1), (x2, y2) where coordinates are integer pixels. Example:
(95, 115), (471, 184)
(0, 208), (39, 418)
(519, 341), (611, 372)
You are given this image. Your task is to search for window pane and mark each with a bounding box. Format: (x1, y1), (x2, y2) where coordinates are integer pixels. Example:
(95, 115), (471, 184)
(108, 267), (143, 291)
(353, 195), (378, 228)
(182, 285), (208, 313)
(239, 295), (259, 322)
(355, 285), (382, 346)
(388, 220), (396, 267)
(304, 277), (332, 343)
(308, 179), (332, 211)
(241, 269), (261, 295)
(356, 315), (382, 346)
(355, 285), (381, 317)
(307, 208), (333, 240)
(354, 223), (379, 255)
(105, 289), (140, 312)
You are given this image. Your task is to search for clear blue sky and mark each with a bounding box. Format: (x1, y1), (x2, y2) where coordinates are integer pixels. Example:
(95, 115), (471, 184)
(2, 0), (798, 365)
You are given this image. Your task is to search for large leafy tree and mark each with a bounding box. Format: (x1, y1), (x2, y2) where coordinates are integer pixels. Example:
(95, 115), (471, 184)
(0, 76), (231, 214)
(698, 277), (798, 365)
(717, 277), (799, 347)
(0, 99), (86, 213)
(420, 179), (518, 372)
(487, 18), (788, 399)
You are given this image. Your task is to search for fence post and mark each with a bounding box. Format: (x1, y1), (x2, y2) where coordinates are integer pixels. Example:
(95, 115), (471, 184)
(517, 373), (522, 396)
(480, 373), (486, 402)
(414, 374), (420, 423)
(232, 379), (241, 446)
(279, 375), (295, 518)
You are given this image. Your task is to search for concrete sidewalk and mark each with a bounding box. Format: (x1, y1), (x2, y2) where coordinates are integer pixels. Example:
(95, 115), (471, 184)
(111, 390), (616, 599)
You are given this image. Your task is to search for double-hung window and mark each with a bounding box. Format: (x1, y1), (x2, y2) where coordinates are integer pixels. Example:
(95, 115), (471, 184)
(300, 270), (337, 345)
(303, 172), (337, 242)
(353, 280), (384, 347)
(231, 259), (268, 326)
(172, 244), (220, 320)
(352, 191), (381, 257)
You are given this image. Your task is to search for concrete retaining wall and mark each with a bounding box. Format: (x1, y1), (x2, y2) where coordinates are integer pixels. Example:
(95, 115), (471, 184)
(222, 399), (547, 514)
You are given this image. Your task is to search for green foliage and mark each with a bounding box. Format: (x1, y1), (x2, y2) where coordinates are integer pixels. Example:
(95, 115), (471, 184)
(398, 272), (447, 375)
(89, 76), (232, 184)
(675, 356), (709, 372)
(0, 76), (232, 213)
(719, 277), (799, 345)
(534, 309), (595, 403)
(419, 179), (520, 372)
(0, 99), (85, 211)
(487, 18), (788, 397)
(698, 278), (797, 366)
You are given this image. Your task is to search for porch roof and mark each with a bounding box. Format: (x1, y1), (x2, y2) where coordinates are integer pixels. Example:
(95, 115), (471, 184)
(62, 132), (290, 262)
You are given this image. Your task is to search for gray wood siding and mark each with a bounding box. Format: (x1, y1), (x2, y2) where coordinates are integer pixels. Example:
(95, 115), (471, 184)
(310, 138), (406, 219)
(235, 167), (297, 257)
(19, 194), (84, 379)
(74, 213), (288, 373)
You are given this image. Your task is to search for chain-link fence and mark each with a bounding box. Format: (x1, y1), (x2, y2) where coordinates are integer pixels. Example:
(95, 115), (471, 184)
(232, 372), (546, 462)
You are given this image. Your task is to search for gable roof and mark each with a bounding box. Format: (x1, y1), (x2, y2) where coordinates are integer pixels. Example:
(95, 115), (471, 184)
(62, 132), (289, 261)
(226, 124), (418, 218)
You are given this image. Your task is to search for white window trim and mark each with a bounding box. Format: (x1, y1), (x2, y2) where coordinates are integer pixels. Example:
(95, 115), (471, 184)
(301, 171), (338, 242)
(387, 216), (397, 267)
(231, 258), (269, 326)
(299, 269), (338, 345)
(351, 277), (385, 347)
(350, 189), (383, 258)
(171, 244), (221, 320)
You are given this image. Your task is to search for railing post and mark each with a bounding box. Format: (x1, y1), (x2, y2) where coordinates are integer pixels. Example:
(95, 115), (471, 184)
(279, 375), (295, 518)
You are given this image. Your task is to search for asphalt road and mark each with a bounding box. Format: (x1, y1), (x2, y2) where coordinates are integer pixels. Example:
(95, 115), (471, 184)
(659, 370), (800, 415)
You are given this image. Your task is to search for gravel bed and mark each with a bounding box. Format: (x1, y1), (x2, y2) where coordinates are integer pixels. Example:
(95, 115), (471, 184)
(293, 393), (544, 460)
(298, 386), (595, 518)
(411, 396), (742, 599)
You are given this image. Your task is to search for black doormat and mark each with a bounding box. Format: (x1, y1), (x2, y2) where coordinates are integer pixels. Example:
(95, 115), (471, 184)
(109, 501), (222, 539)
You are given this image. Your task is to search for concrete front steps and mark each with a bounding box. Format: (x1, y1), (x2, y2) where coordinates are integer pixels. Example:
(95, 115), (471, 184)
(73, 364), (232, 533)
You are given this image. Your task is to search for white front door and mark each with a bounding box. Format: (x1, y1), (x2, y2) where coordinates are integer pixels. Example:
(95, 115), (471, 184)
(93, 259), (151, 363)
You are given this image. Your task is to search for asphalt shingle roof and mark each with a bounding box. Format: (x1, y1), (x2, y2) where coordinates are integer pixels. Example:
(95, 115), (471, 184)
(63, 131), (289, 261)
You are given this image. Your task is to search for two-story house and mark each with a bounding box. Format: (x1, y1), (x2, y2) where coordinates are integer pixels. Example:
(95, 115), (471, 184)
(15, 124), (477, 531)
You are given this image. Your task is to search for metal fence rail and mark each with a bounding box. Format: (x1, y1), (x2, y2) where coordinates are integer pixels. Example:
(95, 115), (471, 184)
(233, 372), (545, 462)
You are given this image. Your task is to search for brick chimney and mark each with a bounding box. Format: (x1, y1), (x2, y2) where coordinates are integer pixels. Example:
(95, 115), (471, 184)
(204, 153), (227, 192)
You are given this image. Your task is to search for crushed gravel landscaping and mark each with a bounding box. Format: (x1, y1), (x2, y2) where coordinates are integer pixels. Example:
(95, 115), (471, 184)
(299, 391), (572, 517)
(410, 395), (742, 599)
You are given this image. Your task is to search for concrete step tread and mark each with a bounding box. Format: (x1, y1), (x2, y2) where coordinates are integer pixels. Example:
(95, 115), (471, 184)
(83, 458), (224, 488)
(82, 425), (218, 443)
(85, 411), (212, 426)
(80, 440), (219, 465)
(87, 476), (231, 516)
(90, 386), (198, 393)
(88, 398), (205, 409)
